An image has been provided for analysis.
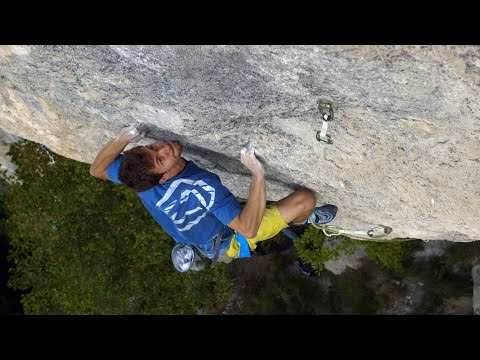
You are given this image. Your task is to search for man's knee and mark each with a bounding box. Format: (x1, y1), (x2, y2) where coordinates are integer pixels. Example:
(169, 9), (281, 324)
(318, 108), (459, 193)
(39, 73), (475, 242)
(292, 189), (316, 212)
(277, 188), (317, 224)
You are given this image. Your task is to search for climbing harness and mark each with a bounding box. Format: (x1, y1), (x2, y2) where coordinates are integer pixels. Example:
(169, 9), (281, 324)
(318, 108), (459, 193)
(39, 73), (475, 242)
(172, 226), (233, 272)
(310, 221), (394, 242)
(316, 99), (334, 144)
(210, 225), (226, 268)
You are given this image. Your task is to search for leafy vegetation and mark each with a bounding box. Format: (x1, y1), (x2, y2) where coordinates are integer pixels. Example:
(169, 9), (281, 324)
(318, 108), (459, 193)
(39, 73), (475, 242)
(0, 140), (232, 314)
(330, 269), (378, 314)
(234, 250), (331, 314)
(293, 226), (357, 274)
(408, 256), (472, 314)
(294, 225), (476, 314)
(444, 241), (480, 266)
(362, 239), (423, 274)
(294, 226), (423, 275)
(0, 198), (23, 314)
(1, 138), (476, 315)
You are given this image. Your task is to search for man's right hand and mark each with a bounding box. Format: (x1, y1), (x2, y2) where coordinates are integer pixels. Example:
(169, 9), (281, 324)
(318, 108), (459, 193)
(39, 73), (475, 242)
(240, 141), (265, 177)
(117, 123), (149, 144)
(90, 122), (149, 180)
(229, 141), (266, 239)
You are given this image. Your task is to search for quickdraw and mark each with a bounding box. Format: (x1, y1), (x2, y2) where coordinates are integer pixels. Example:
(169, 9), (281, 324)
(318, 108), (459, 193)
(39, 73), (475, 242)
(316, 99), (334, 144)
(313, 100), (397, 241)
(310, 221), (395, 242)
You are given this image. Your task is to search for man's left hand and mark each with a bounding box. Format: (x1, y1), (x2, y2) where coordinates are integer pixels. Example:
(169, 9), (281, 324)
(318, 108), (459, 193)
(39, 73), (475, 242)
(241, 141), (265, 177)
(117, 123), (149, 144)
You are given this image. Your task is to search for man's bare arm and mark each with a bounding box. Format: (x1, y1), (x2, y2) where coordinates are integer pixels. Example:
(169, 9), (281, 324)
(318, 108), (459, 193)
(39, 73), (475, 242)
(89, 137), (129, 180)
(89, 123), (148, 180)
(228, 143), (266, 239)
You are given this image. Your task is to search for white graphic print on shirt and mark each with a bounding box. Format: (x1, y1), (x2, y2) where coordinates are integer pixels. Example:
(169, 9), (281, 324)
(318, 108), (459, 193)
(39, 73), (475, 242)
(155, 179), (216, 232)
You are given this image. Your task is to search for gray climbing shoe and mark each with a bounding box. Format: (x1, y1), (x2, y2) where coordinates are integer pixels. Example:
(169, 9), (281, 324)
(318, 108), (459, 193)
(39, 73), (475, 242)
(307, 204), (337, 225)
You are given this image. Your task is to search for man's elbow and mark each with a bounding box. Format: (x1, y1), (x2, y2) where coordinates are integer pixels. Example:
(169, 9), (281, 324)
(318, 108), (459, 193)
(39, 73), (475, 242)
(229, 216), (259, 239)
(89, 166), (106, 180)
(242, 228), (258, 239)
(89, 165), (98, 177)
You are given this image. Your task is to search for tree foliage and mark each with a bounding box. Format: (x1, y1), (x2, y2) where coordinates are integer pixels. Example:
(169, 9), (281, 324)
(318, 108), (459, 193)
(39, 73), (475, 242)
(0, 140), (232, 314)
(362, 240), (422, 274)
(294, 226), (357, 274)
(236, 249), (331, 314)
(295, 226), (423, 275)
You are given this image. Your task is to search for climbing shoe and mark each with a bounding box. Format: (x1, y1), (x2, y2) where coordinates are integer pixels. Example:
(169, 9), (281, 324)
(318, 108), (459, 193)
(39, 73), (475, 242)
(307, 204), (337, 225)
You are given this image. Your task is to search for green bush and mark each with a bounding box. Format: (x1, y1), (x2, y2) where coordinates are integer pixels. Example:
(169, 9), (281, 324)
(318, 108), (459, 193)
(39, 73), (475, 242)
(444, 241), (480, 266)
(409, 256), (471, 314)
(0, 140), (232, 314)
(294, 226), (357, 275)
(331, 270), (378, 314)
(295, 224), (423, 276)
(236, 252), (330, 314)
(362, 239), (423, 274)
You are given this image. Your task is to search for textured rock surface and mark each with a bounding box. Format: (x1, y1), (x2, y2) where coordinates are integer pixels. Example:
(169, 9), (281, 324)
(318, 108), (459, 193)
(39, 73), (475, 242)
(0, 128), (18, 176)
(323, 244), (366, 275)
(0, 45), (479, 241)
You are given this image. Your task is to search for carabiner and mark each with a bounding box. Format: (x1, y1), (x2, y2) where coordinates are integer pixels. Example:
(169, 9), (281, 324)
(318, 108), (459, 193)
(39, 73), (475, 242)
(317, 100), (334, 122)
(316, 99), (334, 144)
(367, 225), (393, 238)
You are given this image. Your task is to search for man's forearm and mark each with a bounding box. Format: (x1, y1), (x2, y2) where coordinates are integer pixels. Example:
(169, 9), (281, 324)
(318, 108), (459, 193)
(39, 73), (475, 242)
(89, 136), (128, 179)
(237, 174), (266, 238)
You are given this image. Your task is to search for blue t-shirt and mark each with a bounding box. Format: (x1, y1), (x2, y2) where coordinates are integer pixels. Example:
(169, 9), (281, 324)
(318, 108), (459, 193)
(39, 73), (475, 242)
(107, 156), (242, 258)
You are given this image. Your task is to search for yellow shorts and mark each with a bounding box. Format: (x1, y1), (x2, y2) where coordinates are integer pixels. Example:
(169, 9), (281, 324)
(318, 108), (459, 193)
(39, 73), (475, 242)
(224, 202), (288, 258)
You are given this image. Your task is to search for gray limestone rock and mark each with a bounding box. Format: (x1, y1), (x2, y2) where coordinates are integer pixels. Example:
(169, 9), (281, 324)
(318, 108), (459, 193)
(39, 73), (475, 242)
(0, 45), (479, 241)
(323, 242), (366, 275)
(0, 128), (18, 176)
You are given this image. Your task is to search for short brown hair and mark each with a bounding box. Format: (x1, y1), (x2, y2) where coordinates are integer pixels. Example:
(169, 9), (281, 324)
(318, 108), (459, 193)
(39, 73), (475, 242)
(119, 146), (164, 192)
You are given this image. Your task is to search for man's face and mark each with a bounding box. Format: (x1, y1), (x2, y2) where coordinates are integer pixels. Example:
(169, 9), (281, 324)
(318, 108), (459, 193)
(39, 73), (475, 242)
(142, 140), (183, 176)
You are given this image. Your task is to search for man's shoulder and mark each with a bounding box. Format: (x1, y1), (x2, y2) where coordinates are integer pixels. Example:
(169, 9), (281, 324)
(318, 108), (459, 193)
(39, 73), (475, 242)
(185, 160), (220, 179)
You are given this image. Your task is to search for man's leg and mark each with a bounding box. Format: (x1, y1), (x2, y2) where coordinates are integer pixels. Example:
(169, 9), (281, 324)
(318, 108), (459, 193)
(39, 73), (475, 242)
(243, 189), (317, 252)
(276, 188), (317, 225)
(277, 189), (320, 277)
(223, 189), (317, 259)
